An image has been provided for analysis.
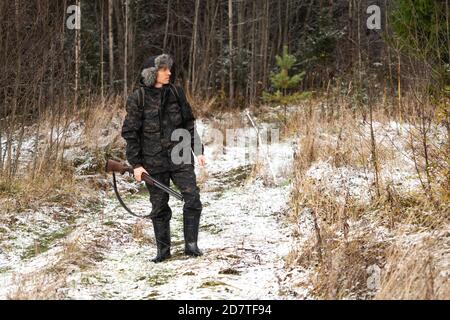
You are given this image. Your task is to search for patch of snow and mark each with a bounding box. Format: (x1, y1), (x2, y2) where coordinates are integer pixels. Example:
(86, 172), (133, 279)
(305, 160), (374, 203)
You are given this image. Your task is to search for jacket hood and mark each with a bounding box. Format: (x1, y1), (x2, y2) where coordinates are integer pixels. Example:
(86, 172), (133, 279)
(139, 53), (176, 88)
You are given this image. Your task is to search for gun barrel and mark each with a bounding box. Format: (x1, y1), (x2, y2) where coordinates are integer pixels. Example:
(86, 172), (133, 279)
(142, 173), (184, 201)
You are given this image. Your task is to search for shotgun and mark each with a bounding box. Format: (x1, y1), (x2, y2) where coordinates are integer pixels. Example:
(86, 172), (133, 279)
(105, 159), (184, 218)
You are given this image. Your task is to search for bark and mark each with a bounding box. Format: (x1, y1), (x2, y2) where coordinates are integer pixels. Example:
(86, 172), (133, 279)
(163, 0), (171, 51)
(108, 0), (114, 89)
(228, 0), (234, 107)
(124, 0), (128, 102)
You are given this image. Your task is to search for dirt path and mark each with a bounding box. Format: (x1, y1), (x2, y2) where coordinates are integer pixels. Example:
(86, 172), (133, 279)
(64, 166), (301, 299)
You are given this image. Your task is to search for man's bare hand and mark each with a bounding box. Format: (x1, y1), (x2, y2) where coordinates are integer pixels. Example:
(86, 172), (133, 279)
(197, 155), (206, 167)
(133, 166), (148, 182)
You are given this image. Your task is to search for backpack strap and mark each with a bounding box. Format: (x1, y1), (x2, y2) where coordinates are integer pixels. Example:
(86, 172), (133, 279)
(168, 84), (195, 124)
(138, 87), (145, 108)
(168, 84), (181, 106)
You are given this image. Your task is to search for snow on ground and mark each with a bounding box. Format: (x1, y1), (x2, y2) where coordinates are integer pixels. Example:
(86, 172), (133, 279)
(0, 113), (312, 299)
(196, 115), (295, 183)
(0, 122), (86, 169)
(303, 120), (445, 203)
(291, 119), (449, 299)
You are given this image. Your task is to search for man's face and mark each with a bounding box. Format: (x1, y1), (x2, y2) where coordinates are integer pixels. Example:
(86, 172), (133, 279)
(156, 66), (171, 86)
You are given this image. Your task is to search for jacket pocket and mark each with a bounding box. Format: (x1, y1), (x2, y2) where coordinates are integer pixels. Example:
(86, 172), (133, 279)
(166, 103), (183, 127)
(143, 108), (160, 132)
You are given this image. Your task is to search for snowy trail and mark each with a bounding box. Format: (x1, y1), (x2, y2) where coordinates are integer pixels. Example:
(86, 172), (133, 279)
(65, 173), (295, 299)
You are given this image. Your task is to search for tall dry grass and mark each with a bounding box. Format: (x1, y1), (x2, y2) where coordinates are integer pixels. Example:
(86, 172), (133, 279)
(0, 94), (125, 214)
(376, 239), (449, 300)
(286, 93), (449, 300)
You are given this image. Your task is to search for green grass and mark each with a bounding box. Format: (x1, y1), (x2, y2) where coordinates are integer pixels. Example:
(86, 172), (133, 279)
(103, 220), (117, 227)
(0, 180), (22, 196)
(199, 280), (228, 288)
(200, 223), (223, 235)
(21, 226), (74, 260)
(147, 269), (176, 287)
(0, 266), (11, 274)
(219, 268), (241, 275)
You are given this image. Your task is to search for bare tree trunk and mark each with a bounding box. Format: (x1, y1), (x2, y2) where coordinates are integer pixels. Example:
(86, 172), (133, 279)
(369, 95), (381, 198)
(434, 4), (442, 63)
(261, 0), (269, 89)
(203, 0), (219, 97)
(0, 100), (3, 173)
(228, 0), (234, 108)
(236, 0), (246, 101)
(446, 0), (450, 58)
(250, 0), (256, 106)
(237, 0), (243, 52)
(6, 0), (22, 179)
(74, 0), (81, 111)
(130, 1), (136, 86)
(31, 73), (45, 179)
(284, 0), (289, 46)
(397, 49), (402, 118)
(124, 0), (128, 102)
(188, 0), (200, 93)
(357, 0), (362, 85)
(208, 0), (218, 97)
(421, 110), (432, 192)
(163, 0), (171, 51)
(198, 0), (208, 92)
(177, 0), (183, 86)
(108, 0), (114, 90)
(100, 0), (104, 108)
(219, 2), (225, 94)
(277, 0), (282, 53)
(385, 0), (393, 110)
(114, 0), (124, 83)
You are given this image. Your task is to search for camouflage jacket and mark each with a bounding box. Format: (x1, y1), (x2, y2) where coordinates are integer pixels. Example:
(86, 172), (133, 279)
(121, 84), (204, 172)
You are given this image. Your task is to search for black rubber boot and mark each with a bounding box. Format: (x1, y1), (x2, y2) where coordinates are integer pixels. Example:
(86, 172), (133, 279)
(184, 215), (203, 257)
(151, 220), (171, 263)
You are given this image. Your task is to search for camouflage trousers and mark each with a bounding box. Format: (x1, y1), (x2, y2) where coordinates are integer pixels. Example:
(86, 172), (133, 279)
(144, 163), (202, 223)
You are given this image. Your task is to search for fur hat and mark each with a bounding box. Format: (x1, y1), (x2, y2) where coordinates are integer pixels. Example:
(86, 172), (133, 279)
(141, 54), (174, 87)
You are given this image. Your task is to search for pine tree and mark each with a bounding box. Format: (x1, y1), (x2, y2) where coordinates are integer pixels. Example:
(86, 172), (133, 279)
(262, 45), (310, 126)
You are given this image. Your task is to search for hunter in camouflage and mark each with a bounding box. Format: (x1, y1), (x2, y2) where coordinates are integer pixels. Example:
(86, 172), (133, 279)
(121, 53), (205, 263)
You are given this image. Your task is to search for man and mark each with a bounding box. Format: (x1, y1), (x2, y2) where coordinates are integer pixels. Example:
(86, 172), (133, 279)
(121, 53), (206, 263)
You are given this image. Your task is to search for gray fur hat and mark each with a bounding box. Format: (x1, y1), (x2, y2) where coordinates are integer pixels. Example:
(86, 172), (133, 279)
(141, 54), (174, 87)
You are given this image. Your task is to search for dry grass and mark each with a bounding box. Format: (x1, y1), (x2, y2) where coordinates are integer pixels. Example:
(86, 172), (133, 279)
(286, 177), (385, 299)
(376, 239), (449, 300)
(83, 95), (125, 153)
(285, 103), (398, 172)
(196, 166), (210, 189)
(286, 94), (449, 300)
(378, 187), (449, 230)
(288, 170), (448, 300)
(7, 225), (110, 299)
(186, 90), (221, 119)
(0, 166), (98, 215)
(7, 270), (67, 300)
(130, 220), (154, 245)
(314, 236), (387, 300)
(0, 95), (125, 215)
